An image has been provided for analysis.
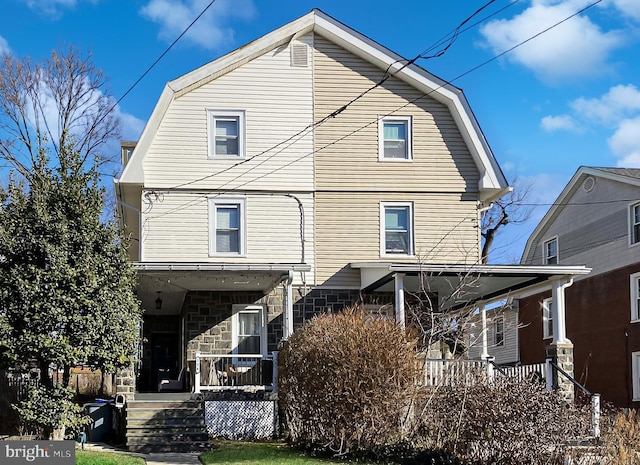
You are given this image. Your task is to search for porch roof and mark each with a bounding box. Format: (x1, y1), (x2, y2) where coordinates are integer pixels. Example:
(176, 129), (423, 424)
(350, 262), (591, 311)
(134, 262), (311, 315)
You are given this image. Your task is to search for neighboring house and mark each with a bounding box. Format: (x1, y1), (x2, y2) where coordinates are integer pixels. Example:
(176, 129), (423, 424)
(468, 303), (519, 365)
(519, 167), (640, 407)
(113, 10), (591, 447)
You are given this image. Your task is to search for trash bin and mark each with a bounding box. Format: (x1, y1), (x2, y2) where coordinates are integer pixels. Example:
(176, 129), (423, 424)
(84, 402), (112, 442)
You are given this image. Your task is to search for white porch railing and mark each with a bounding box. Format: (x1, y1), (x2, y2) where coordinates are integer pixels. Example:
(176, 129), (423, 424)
(194, 352), (278, 393)
(420, 359), (548, 388)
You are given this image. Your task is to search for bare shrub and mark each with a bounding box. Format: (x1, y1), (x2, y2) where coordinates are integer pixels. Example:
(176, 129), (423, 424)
(279, 305), (417, 456)
(416, 376), (592, 465)
(600, 410), (640, 464)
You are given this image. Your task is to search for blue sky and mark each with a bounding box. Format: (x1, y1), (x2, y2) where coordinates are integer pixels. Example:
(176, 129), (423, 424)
(2, 0), (640, 262)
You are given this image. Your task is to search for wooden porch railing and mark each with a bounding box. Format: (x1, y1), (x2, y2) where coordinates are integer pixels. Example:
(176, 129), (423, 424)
(420, 359), (548, 388)
(194, 352), (278, 393)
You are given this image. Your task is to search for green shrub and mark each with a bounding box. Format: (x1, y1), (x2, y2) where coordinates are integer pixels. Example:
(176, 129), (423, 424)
(279, 306), (417, 457)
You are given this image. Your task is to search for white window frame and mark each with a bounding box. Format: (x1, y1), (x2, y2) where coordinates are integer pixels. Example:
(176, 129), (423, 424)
(543, 237), (558, 264)
(209, 197), (246, 257)
(633, 351), (640, 401)
(542, 297), (553, 340)
(630, 202), (640, 246)
(380, 202), (414, 257)
(494, 316), (505, 347)
(232, 304), (267, 362)
(378, 116), (412, 161)
(631, 272), (640, 323)
(207, 110), (245, 159)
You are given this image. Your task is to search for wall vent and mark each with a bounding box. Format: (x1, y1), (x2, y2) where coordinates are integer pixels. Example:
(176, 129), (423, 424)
(583, 176), (596, 192)
(290, 43), (308, 67)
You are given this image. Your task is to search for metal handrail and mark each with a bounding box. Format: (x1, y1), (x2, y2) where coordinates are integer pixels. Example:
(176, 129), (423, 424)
(550, 360), (591, 396)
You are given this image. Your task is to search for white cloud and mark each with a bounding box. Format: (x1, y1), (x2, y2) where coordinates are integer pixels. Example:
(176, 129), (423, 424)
(540, 114), (579, 131)
(610, 0), (640, 21)
(21, 0), (96, 20)
(0, 35), (10, 55)
(570, 84), (640, 124)
(608, 116), (640, 167)
(140, 0), (256, 50)
(479, 0), (624, 82)
(117, 108), (145, 141)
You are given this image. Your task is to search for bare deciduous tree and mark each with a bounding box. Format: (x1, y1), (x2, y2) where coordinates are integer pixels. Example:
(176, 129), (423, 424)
(0, 45), (120, 178)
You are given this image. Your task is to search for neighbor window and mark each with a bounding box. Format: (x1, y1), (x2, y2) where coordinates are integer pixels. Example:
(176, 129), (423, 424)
(633, 351), (640, 401)
(209, 198), (245, 256)
(542, 298), (553, 339)
(381, 202), (414, 256)
(232, 305), (266, 358)
(379, 116), (412, 160)
(208, 110), (245, 158)
(494, 316), (505, 347)
(544, 238), (558, 264)
(631, 203), (640, 245)
(631, 272), (640, 322)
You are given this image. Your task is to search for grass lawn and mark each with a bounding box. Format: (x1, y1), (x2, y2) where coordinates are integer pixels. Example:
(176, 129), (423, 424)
(76, 450), (146, 465)
(200, 441), (350, 465)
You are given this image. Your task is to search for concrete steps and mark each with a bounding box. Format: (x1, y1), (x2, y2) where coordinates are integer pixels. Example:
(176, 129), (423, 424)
(125, 399), (210, 453)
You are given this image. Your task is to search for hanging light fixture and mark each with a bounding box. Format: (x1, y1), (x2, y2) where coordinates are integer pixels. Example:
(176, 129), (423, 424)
(155, 291), (163, 310)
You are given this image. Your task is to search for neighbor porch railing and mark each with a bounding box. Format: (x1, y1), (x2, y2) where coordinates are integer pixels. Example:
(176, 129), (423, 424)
(193, 351), (278, 393)
(420, 359), (547, 387)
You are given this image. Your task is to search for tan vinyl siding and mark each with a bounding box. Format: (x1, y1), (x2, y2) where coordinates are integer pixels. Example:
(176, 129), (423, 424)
(315, 192), (479, 286)
(312, 35), (481, 286)
(142, 36), (314, 192)
(141, 191), (314, 272)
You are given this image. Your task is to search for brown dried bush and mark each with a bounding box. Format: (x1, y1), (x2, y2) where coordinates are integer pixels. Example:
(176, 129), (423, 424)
(279, 305), (417, 456)
(416, 376), (591, 465)
(600, 409), (640, 464)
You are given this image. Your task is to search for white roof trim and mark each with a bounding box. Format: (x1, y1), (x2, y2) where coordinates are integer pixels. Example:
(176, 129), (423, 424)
(134, 262), (311, 272)
(118, 9), (508, 196)
(521, 166), (640, 261)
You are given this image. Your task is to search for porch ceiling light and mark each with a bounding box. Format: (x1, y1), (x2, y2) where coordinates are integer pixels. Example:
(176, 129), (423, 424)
(155, 291), (162, 310)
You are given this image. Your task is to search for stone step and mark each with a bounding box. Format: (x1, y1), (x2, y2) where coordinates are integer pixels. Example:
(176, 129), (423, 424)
(126, 426), (207, 435)
(127, 401), (202, 409)
(127, 441), (212, 453)
(125, 408), (202, 419)
(126, 431), (209, 442)
(126, 417), (205, 428)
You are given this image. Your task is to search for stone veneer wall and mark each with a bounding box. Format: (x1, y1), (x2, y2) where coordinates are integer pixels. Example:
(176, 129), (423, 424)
(184, 289), (284, 361)
(292, 288), (394, 326)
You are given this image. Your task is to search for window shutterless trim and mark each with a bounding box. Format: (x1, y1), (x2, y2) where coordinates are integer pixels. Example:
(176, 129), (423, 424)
(632, 351), (640, 401)
(380, 201), (415, 257)
(543, 236), (558, 264)
(542, 297), (553, 340)
(207, 109), (246, 159)
(378, 116), (412, 161)
(631, 272), (640, 322)
(208, 197), (246, 257)
(629, 201), (640, 247)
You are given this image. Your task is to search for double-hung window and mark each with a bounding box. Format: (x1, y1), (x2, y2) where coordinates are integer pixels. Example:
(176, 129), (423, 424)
(544, 238), (558, 264)
(631, 272), (640, 322)
(542, 297), (553, 339)
(381, 202), (414, 256)
(379, 116), (412, 160)
(631, 203), (640, 245)
(633, 351), (640, 401)
(208, 110), (245, 158)
(209, 198), (245, 256)
(494, 316), (505, 347)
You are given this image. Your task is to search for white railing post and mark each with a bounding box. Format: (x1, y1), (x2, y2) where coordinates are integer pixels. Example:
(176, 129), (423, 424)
(592, 393), (601, 439)
(545, 357), (553, 392)
(194, 351), (201, 394)
(486, 356), (495, 385)
(272, 351), (279, 393)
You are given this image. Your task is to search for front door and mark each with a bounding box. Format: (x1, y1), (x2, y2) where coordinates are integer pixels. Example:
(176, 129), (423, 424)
(151, 333), (180, 391)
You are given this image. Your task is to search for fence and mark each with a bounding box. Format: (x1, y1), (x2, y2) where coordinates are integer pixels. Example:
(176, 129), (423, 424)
(420, 359), (548, 388)
(194, 352), (278, 393)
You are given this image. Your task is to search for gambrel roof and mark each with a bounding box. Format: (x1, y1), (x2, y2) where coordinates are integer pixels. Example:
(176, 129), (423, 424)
(118, 9), (508, 200)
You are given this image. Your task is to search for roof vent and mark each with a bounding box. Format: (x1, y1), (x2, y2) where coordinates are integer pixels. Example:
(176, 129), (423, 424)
(583, 176), (596, 192)
(291, 43), (308, 68)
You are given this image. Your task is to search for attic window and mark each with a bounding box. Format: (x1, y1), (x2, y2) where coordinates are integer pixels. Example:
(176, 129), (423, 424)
(291, 43), (308, 67)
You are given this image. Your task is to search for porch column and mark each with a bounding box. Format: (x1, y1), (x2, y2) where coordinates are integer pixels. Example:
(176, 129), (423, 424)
(479, 302), (489, 360)
(283, 271), (294, 339)
(394, 273), (406, 330)
(551, 278), (572, 345)
(548, 277), (575, 402)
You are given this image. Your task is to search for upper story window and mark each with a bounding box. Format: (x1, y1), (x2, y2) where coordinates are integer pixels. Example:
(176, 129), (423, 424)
(208, 110), (245, 159)
(631, 272), (640, 322)
(631, 203), (640, 245)
(494, 316), (504, 347)
(633, 351), (640, 401)
(381, 202), (414, 256)
(542, 297), (553, 339)
(379, 116), (412, 161)
(544, 238), (558, 264)
(209, 198), (246, 256)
